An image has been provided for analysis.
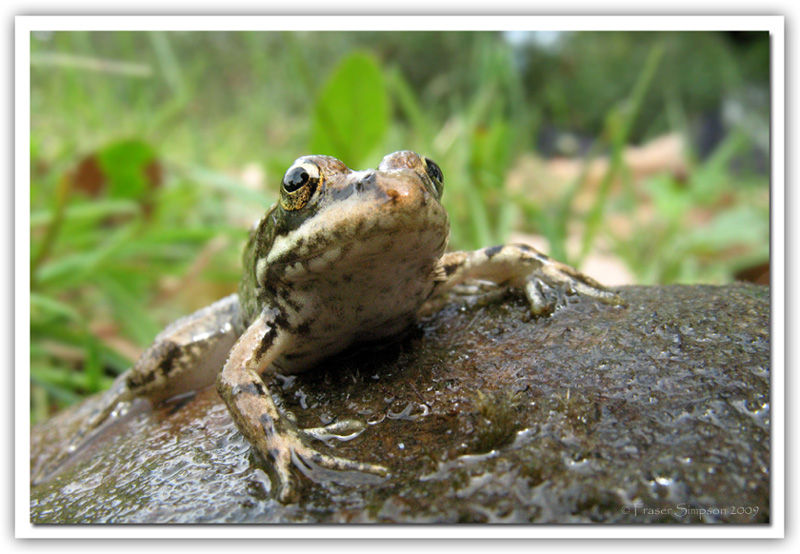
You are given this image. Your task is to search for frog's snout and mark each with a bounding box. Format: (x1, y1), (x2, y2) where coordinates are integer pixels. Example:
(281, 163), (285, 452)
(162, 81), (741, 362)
(354, 171), (400, 198)
(380, 181), (418, 206)
(376, 174), (426, 206)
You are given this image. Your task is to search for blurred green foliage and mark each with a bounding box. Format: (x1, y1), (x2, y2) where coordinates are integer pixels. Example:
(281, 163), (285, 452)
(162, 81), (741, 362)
(310, 51), (389, 167)
(29, 31), (770, 420)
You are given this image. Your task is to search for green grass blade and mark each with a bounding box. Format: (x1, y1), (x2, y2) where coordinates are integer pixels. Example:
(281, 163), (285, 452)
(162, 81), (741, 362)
(579, 43), (665, 263)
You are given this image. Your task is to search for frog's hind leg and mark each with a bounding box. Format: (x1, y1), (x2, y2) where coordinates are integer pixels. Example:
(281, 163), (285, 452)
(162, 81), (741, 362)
(429, 243), (624, 316)
(33, 294), (244, 486)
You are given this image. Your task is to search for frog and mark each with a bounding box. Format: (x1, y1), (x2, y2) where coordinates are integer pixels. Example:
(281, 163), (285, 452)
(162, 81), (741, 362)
(36, 150), (623, 503)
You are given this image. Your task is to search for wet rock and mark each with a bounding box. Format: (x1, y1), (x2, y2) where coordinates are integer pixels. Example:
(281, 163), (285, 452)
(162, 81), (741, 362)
(30, 284), (770, 524)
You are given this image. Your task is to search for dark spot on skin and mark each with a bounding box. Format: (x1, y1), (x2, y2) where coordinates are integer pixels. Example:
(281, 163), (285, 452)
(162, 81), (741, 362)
(127, 369), (157, 389)
(386, 189), (401, 201)
(272, 311), (290, 330)
(443, 262), (460, 277)
(277, 288), (301, 312)
(484, 245), (504, 259)
(255, 326), (277, 361)
(342, 273), (353, 283)
(296, 321), (311, 335)
(330, 180), (361, 201)
(237, 381), (266, 397)
(518, 244), (540, 256)
(157, 342), (183, 377)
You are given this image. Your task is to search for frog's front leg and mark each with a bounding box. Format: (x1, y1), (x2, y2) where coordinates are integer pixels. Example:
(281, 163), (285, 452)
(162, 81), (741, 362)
(430, 243), (624, 316)
(216, 309), (387, 503)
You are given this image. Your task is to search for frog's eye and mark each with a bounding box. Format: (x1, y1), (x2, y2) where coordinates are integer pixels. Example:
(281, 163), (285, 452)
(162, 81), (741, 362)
(283, 162), (319, 193)
(280, 162), (321, 211)
(423, 157), (444, 197)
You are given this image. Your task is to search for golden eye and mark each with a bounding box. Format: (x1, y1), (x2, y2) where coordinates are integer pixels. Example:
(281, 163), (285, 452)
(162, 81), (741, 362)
(280, 161), (320, 211)
(423, 157), (444, 197)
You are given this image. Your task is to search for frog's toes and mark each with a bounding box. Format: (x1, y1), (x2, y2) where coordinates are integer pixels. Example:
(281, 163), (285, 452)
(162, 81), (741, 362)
(272, 444), (387, 504)
(268, 447), (303, 504)
(524, 267), (625, 316)
(292, 442), (389, 479)
(524, 279), (559, 316)
(300, 419), (366, 442)
(264, 425), (387, 503)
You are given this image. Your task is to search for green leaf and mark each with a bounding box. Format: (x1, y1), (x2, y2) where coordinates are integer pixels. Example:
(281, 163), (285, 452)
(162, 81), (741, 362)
(97, 139), (158, 200)
(311, 52), (389, 167)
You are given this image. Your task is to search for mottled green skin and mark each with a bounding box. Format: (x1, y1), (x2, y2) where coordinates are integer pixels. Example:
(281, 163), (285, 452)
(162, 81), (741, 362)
(239, 208), (277, 326)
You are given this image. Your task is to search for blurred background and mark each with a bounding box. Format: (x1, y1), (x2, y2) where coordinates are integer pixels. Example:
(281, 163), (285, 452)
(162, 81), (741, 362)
(29, 31), (770, 421)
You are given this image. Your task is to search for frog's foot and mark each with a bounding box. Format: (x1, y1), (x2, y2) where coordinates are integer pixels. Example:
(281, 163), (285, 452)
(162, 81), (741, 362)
(300, 418), (369, 442)
(264, 421), (388, 503)
(218, 315), (388, 503)
(433, 244), (625, 319)
(524, 256), (625, 316)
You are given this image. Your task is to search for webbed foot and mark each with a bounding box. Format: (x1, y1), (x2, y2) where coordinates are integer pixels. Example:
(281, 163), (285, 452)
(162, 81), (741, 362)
(524, 256), (626, 316)
(433, 244), (625, 319)
(265, 419), (388, 503)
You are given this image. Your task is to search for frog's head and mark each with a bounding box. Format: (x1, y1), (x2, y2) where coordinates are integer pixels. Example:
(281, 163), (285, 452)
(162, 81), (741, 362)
(278, 150), (444, 215)
(262, 151), (450, 280)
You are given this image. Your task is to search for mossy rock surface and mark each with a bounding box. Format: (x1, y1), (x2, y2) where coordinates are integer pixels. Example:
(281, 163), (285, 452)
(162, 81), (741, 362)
(30, 284), (770, 524)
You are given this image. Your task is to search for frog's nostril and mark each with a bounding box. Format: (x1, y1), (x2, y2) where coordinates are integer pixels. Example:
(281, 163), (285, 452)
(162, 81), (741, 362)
(357, 173), (376, 192)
